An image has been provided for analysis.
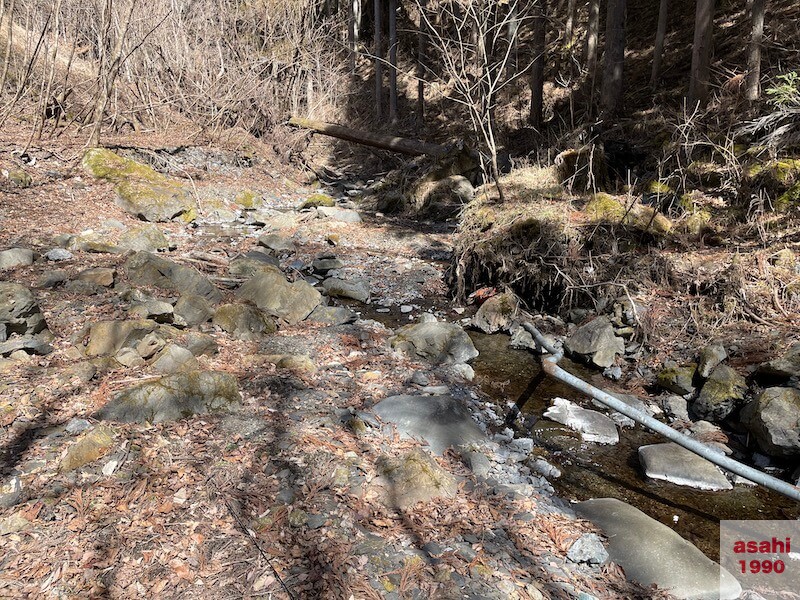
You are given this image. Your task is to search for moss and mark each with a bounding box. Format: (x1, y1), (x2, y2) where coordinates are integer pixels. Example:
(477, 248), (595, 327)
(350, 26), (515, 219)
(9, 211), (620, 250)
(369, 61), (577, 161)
(776, 182), (800, 212)
(301, 193), (335, 208)
(234, 190), (262, 209)
(646, 180), (673, 195)
(82, 148), (162, 184)
(7, 169), (32, 188)
(683, 210), (712, 236)
(585, 193), (626, 221)
(633, 206), (673, 234)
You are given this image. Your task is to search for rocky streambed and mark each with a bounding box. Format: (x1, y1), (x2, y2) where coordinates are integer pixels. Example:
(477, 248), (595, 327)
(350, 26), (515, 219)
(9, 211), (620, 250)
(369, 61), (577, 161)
(0, 141), (796, 599)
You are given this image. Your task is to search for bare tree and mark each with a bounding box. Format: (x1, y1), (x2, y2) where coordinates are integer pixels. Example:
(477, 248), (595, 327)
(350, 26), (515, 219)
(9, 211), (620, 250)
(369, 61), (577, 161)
(388, 0), (397, 122)
(564, 0), (577, 47)
(0, 0), (15, 93)
(745, 0), (765, 101)
(416, 0), (427, 125)
(688, 0), (715, 107)
(601, 0), (626, 116)
(529, 0), (547, 129)
(374, 0), (383, 120)
(348, 0), (357, 72)
(650, 0), (668, 88)
(585, 0), (600, 82)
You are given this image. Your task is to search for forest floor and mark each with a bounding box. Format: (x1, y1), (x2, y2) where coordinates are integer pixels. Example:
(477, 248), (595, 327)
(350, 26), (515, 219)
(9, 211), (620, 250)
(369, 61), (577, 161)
(0, 123), (665, 599)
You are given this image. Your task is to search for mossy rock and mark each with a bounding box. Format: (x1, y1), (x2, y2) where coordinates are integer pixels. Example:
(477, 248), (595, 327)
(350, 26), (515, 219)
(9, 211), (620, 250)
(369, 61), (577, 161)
(585, 194), (672, 234)
(776, 182), (800, 212)
(82, 148), (196, 222)
(646, 180), (673, 195)
(6, 169), (32, 188)
(234, 190), (263, 210)
(301, 193), (336, 209)
(59, 426), (115, 472)
(658, 363), (697, 396)
(681, 210), (712, 237)
(686, 161), (725, 188)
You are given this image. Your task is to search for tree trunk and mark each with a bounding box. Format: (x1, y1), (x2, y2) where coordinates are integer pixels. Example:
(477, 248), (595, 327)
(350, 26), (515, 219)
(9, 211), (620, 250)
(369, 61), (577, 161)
(416, 0), (427, 126)
(348, 0), (356, 72)
(565, 0), (577, 46)
(507, 1), (519, 76)
(650, 0), (668, 88)
(388, 0), (398, 122)
(288, 116), (450, 156)
(585, 0), (600, 81)
(529, 0), (547, 129)
(601, 0), (626, 116)
(745, 0), (765, 101)
(374, 0), (382, 120)
(688, 0), (714, 107)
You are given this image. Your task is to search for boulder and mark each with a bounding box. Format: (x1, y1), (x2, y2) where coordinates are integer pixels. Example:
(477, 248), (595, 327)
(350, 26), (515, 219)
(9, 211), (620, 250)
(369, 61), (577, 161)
(316, 206), (362, 223)
(576, 498), (741, 600)
(543, 398), (619, 444)
(150, 343), (198, 374)
(117, 224), (170, 252)
(322, 277), (370, 303)
(66, 230), (118, 253)
(0, 248), (34, 271)
(376, 448), (458, 509)
(84, 319), (158, 357)
(390, 321), (478, 365)
(174, 294), (214, 326)
(0, 335), (53, 357)
(95, 370), (241, 423)
(692, 364), (747, 422)
(300, 193), (336, 209)
(212, 303), (276, 340)
(743, 387), (800, 456)
(306, 305), (357, 326)
(180, 332), (218, 356)
(312, 257), (344, 274)
(237, 271), (321, 325)
(228, 253), (281, 279)
(372, 394), (488, 455)
(78, 267), (116, 288)
(563, 316), (625, 368)
(125, 251), (222, 303)
(0, 283), (48, 338)
(696, 343), (727, 378)
(82, 148), (196, 222)
(129, 299), (174, 323)
(756, 343), (800, 380)
(471, 292), (519, 334)
(657, 362), (697, 396)
(257, 233), (296, 254)
(638, 443), (732, 491)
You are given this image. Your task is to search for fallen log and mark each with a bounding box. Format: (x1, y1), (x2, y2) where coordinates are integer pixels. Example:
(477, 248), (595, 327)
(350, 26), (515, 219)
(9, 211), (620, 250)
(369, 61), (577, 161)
(288, 116), (449, 157)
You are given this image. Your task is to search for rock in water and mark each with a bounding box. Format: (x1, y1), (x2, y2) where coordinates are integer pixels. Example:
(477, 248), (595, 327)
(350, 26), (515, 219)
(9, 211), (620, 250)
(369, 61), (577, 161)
(692, 364), (746, 422)
(576, 498), (741, 600)
(563, 316), (624, 368)
(543, 398), (619, 444)
(638, 443), (732, 490)
(742, 387), (800, 456)
(389, 322), (478, 365)
(125, 251), (222, 303)
(95, 371), (241, 423)
(372, 395), (488, 455)
(471, 292), (519, 334)
(237, 271), (321, 325)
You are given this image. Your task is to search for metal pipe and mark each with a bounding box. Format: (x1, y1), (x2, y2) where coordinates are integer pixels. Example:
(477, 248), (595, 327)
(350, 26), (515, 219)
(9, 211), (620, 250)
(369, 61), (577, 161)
(521, 323), (800, 502)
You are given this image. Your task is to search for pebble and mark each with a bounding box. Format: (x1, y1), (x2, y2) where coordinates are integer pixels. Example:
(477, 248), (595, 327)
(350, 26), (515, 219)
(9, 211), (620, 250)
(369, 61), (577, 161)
(400, 305), (413, 313)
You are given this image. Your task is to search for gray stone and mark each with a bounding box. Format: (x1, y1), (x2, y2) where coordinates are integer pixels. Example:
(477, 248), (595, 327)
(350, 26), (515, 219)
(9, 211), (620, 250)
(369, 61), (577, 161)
(38, 270), (68, 288)
(0, 248), (35, 271)
(322, 277), (370, 303)
(743, 387), (800, 456)
(316, 206), (362, 223)
(471, 292), (519, 334)
(117, 224), (170, 252)
(757, 343), (800, 380)
(44, 248), (73, 261)
(660, 394), (690, 422)
(228, 254), (281, 279)
(174, 294), (214, 326)
(150, 343), (198, 374)
(257, 233), (296, 254)
(0, 476), (23, 509)
(212, 303), (276, 340)
(312, 257), (344, 274)
(65, 418), (93, 435)
(697, 343), (727, 378)
(67, 230), (118, 253)
(129, 299), (174, 323)
(576, 498), (741, 599)
(0, 335), (53, 357)
(376, 448), (458, 509)
(115, 347), (146, 368)
(563, 316), (625, 368)
(692, 364), (747, 422)
(136, 332), (166, 359)
(372, 394), (488, 455)
(84, 319), (158, 357)
(0, 283), (48, 337)
(95, 370), (241, 423)
(306, 305), (357, 326)
(78, 267), (116, 287)
(544, 398), (619, 444)
(125, 251), (222, 304)
(638, 443), (733, 490)
(658, 362), (697, 396)
(237, 271), (321, 325)
(390, 321), (479, 365)
(567, 533), (608, 565)
(180, 332), (218, 356)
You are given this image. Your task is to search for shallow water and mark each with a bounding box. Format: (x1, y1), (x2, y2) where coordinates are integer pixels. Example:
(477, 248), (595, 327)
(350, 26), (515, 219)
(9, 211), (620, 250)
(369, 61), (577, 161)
(469, 331), (800, 562)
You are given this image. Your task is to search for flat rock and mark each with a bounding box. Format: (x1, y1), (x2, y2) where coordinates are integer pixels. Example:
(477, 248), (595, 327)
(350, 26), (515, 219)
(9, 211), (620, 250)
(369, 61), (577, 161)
(174, 294), (214, 326)
(564, 316), (624, 368)
(125, 251), (222, 303)
(376, 448), (458, 509)
(150, 343), (198, 374)
(117, 224), (170, 252)
(312, 257), (344, 274)
(237, 271), (321, 325)
(306, 305), (357, 326)
(638, 442), (733, 490)
(576, 498), (741, 599)
(543, 398), (619, 444)
(0, 335), (53, 357)
(322, 277), (370, 303)
(0, 248), (34, 271)
(471, 292), (519, 334)
(228, 253), (281, 278)
(0, 283), (47, 337)
(78, 267), (116, 287)
(389, 321), (479, 365)
(60, 426), (114, 472)
(180, 332), (218, 356)
(84, 319), (159, 357)
(742, 387), (800, 456)
(316, 206), (362, 223)
(372, 394), (488, 455)
(45, 248), (73, 261)
(213, 303), (276, 340)
(257, 233), (296, 254)
(95, 370), (241, 423)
